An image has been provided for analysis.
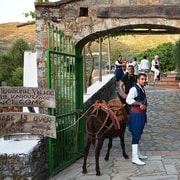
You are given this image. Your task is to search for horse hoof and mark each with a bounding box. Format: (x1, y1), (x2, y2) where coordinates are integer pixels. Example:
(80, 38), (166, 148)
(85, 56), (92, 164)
(82, 169), (87, 174)
(96, 171), (101, 176)
(104, 157), (109, 161)
(123, 153), (129, 159)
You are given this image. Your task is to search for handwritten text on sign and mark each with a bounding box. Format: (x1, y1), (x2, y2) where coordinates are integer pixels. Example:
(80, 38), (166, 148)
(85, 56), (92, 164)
(0, 112), (56, 139)
(0, 87), (55, 108)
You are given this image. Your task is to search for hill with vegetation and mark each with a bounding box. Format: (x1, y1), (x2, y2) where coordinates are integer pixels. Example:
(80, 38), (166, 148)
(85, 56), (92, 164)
(91, 34), (180, 62)
(0, 22), (179, 60)
(0, 22), (35, 50)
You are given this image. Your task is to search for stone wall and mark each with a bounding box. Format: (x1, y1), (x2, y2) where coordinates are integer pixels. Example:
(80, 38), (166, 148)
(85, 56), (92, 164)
(34, 1), (180, 88)
(0, 137), (48, 180)
(84, 75), (116, 112)
(35, 0), (180, 48)
(0, 76), (115, 179)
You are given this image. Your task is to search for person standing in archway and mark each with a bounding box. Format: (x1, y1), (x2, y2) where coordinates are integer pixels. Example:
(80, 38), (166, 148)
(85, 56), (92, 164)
(115, 55), (124, 82)
(139, 55), (150, 84)
(131, 57), (139, 76)
(151, 55), (160, 81)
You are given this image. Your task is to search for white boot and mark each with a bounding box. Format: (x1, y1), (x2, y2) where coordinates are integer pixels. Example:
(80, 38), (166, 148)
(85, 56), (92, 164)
(132, 144), (146, 165)
(138, 150), (148, 159)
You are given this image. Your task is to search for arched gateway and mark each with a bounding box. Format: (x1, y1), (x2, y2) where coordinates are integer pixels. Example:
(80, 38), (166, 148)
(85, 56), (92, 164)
(34, 0), (180, 175)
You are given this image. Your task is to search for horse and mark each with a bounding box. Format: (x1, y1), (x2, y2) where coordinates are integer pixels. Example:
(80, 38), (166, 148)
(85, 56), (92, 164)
(82, 93), (129, 176)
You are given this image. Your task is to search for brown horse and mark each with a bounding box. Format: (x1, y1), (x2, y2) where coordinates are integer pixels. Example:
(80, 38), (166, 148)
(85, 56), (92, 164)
(82, 94), (129, 176)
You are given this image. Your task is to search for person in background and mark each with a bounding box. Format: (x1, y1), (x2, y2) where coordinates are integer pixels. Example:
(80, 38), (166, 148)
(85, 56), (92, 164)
(125, 60), (129, 73)
(139, 55), (150, 84)
(120, 65), (137, 98)
(115, 55), (124, 81)
(131, 57), (139, 75)
(126, 73), (148, 166)
(151, 55), (160, 81)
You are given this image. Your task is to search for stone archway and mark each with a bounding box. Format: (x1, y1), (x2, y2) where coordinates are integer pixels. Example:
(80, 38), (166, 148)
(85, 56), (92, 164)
(35, 0), (180, 87)
(35, 0), (180, 49)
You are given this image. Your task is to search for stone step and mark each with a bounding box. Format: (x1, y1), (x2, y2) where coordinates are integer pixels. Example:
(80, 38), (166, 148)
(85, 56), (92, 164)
(154, 71), (180, 89)
(155, 81), (176, 85)
(155, 85), (179, 89)
(155, 80), (179, 89)
(166, 72), (179, 78)
(161, 77), (177, 81)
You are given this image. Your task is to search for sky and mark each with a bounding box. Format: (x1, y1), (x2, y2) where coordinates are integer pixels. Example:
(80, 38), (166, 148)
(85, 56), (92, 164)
(0, 0), (58, 24)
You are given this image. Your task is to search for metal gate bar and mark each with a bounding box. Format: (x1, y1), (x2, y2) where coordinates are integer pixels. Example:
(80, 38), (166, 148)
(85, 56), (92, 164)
(46, 23), (84, 174)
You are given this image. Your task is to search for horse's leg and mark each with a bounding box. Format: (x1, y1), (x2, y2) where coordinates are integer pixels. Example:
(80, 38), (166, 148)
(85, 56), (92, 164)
(82, 136), (92, 174)
(119, 123), (129, 159)
(95, 138), (104, 176)
(104, 138), (113, 161)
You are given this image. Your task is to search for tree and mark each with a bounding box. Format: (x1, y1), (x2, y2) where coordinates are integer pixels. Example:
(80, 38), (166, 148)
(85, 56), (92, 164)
(7, 38), (32, 68)
(137, 42), (175, 72)
(0, 38), (33, 86)
(0, 53), (12, 82)
(86, 41), (95, 86)
(174, 40), (180, 72)
(8, 67), (23, 86)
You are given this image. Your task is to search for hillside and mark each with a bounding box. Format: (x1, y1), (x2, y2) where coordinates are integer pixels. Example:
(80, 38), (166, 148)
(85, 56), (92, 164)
(91, 34), (180, 60)
(0, 22), (179, 57)
(0, 22), (35, 50)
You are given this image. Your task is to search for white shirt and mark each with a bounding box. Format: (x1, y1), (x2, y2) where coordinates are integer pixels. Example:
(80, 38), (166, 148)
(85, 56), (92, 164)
(115, 60), (122, 66)
(131, 60), (139, 75)
(126, 84), (145, 105)
(139, 59), (150, 71)
(151, 59), (160, 71)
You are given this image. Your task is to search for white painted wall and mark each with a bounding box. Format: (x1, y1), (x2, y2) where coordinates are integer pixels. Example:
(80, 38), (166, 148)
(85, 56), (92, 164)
(23, 51), (39, 113)
(23, 51), (38, 87)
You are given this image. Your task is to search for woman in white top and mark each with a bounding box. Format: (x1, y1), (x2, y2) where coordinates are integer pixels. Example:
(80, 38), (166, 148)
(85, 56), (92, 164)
(131, 57), (139, 75)
(139, 55), (150, 73)
(151, 55), (160, 81)
(139, 55), (150, 83)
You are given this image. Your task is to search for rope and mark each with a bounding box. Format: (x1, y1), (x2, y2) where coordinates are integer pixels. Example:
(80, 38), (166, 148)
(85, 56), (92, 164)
(57, 105), (93, 132)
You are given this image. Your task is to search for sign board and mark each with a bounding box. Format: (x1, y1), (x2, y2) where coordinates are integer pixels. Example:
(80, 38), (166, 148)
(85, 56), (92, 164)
(0, 112), (56, 139)
(0, 87), (55, 108)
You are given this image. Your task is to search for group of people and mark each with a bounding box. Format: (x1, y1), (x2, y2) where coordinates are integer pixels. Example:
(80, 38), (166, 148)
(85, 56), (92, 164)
(114, 54), (161, 166)
(115, 54), (161, 83)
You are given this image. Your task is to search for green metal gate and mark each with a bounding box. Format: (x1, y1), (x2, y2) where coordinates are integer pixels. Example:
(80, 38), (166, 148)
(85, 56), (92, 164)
(46, 23), (84, 175)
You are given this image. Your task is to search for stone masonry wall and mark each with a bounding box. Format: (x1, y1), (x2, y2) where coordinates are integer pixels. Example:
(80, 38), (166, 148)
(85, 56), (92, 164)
(0, 76), (115, 179)
(84, 75), (117, 112)
(35, 0), (180, 47)
(35, 0), (180, 88)
(0, 138), (49, 180)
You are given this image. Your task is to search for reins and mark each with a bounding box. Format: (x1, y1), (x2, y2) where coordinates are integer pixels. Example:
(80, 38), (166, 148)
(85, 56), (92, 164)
(86, 100), (126, 139)
(92, 100), (121, 129)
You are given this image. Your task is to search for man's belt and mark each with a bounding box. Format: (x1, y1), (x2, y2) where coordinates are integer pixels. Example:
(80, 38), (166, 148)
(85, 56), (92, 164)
(131, 106), (146, 113)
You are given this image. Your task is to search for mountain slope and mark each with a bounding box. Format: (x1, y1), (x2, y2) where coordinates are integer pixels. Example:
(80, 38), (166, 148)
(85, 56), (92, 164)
(0, 22), (179, 55)
(0, 22), (35, 50)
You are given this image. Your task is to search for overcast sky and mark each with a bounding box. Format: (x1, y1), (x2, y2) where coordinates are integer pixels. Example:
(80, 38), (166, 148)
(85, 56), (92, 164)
(0, 0), (58, 23)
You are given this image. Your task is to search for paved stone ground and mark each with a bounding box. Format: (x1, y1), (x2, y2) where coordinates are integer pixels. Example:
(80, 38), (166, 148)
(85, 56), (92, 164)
(49, 86), (180, 180)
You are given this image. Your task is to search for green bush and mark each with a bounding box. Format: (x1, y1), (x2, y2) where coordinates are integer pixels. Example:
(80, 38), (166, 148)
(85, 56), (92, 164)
(137, 42), (175, 72)
(173, 40), (180, 72)
(0, 38), (33, 86)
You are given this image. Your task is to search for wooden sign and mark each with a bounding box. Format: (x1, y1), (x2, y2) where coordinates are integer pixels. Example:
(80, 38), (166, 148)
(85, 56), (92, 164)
(0, 112), (56, 139)
(0, 87), (55, 108)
